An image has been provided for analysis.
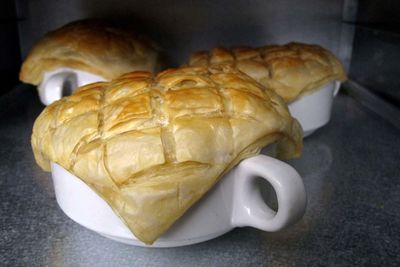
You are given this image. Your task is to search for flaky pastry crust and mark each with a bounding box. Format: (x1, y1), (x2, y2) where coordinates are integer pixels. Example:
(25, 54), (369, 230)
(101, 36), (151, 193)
(31, 66), (302, 244)
(20, 19), (161, 85)
(187, 42), (347, 102)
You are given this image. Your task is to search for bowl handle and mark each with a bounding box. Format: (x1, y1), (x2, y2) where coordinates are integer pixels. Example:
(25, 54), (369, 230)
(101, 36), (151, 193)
(38, 71), (78, 105)
(333, 81), (341, 97)
(231, 155), (306, 231)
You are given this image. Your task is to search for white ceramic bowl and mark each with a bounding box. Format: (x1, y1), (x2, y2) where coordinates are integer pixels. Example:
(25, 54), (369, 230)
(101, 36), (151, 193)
(51, 155), (306, 247)
(37, 68), (106, 105)
(288, 81), (341, 137)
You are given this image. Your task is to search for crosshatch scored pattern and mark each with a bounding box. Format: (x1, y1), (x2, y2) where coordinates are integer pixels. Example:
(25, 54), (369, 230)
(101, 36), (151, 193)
(187, 43), (347, 103)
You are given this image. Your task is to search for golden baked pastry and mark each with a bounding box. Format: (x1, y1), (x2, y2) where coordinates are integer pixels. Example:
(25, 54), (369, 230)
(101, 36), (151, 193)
(187, 42), (347, 102)
(20, 19), (161, 85)
(31, 65), (302, 244)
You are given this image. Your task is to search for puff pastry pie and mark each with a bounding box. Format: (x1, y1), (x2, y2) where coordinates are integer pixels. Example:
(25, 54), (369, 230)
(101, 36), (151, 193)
(187, 42), (347, 102)
(31, 65), (302, 244)
(20, 19), (161, 85)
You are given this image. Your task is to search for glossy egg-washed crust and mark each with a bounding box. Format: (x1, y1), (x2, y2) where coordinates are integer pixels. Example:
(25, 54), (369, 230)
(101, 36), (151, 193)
(20, 19), (161, 85)
(187, 42), (347, 103)
(31, 66), (303, 244)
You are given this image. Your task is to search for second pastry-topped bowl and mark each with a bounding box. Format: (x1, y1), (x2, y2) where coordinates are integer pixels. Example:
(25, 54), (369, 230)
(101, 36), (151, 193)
(186, 43), (347, 136)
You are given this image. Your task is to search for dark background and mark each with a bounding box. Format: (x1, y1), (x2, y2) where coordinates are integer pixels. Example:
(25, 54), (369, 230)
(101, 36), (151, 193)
(1, 0), (400, 105)
(0, 0), (21, 94)
(350, 0), (400, 105)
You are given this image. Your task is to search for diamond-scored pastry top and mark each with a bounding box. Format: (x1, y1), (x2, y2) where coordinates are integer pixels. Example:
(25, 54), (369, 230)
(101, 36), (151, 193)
(31, 65), (302, 244)
(34, 66), (293, 181)
(188, 42), (347, 102)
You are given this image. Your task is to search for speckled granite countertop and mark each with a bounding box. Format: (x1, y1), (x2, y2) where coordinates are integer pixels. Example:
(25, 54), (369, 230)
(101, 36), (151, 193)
(1, 85), (399, 266)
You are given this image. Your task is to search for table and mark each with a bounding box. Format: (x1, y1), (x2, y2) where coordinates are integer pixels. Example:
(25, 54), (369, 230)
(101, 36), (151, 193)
(1, 85), (399, 266)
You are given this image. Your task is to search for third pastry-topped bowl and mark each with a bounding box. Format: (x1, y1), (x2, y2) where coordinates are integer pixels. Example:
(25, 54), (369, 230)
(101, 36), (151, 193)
(19, 19), (161, 105)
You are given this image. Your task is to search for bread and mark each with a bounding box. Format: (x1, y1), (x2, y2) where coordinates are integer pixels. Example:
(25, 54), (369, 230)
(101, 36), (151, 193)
(31, 65), (303, 244)
(20, 19), (161, 85)
(187, 42), (347, 102)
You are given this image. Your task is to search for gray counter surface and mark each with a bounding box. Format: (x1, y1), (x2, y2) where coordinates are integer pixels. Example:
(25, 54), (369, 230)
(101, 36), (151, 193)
(1, 85), (399, 266)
